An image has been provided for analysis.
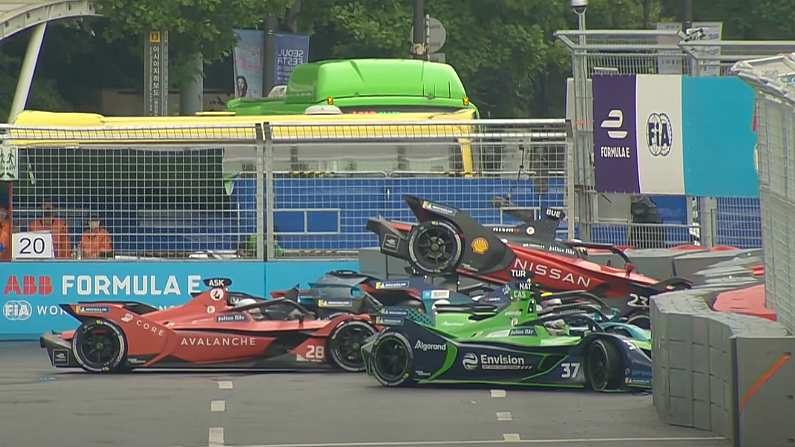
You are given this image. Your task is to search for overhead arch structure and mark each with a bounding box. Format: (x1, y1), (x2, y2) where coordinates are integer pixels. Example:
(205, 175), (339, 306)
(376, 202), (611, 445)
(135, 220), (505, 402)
(1, 0), (98, 40)
(1, 0), (101, 121)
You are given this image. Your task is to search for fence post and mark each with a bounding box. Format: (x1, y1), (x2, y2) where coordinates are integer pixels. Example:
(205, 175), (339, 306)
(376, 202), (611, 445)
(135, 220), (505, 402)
(264, 123), (275, 260)
(566, 119), (576, 239)
(255, 123), (266, 261)
(571, 45), (593, 241)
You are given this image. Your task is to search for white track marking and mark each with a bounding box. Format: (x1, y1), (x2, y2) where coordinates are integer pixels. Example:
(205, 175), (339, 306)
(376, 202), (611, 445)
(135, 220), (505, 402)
(502, 434), (521, 442)
(211, 400), (226, 412)
(209, 427), (224, 447)
(496, 411), (513, 422)
(490, 389), (506, 398)
(218, 381), (234, 390)
(231, 436), (726, 447)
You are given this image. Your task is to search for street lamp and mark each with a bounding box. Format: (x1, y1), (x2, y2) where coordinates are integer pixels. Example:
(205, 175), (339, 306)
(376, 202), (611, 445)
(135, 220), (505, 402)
(571, 0), (587, 45)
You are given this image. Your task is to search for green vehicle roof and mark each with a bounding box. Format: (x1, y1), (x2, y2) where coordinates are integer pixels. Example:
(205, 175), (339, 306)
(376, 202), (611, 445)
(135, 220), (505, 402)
(226, 58), (477, 115)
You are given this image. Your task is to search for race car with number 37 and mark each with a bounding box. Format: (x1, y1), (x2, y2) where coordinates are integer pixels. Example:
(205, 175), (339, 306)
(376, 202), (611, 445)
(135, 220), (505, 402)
(40, 279), (377, 373)
(362, 280), (653, 391)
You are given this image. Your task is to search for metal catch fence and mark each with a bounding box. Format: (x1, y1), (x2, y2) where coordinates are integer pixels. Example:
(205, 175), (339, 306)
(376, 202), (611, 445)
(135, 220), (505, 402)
(734, 55), (795, 332)
(0, 119), (571, 261)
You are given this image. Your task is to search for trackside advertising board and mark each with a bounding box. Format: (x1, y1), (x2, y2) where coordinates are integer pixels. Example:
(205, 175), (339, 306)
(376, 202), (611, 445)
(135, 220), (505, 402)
(0, 260), (355, 339)
(593, 74), (758, 197)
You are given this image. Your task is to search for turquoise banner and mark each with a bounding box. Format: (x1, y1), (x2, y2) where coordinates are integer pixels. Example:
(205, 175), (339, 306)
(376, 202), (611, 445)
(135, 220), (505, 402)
(682, 77), (758, 197)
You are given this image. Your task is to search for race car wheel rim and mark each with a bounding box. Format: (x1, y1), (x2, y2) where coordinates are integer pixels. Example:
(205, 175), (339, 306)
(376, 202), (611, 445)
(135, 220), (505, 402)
(330, 322), (377, 372)
(408, 221), (463, 274)
(373, 336), (411, 384)
(73, 320), (126, 373)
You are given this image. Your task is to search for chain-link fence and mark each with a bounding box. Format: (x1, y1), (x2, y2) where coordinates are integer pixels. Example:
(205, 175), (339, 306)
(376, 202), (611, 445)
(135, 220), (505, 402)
(555, 29), (795, 249)
(0, 119), (571, 261)
(734, 55), (795, 332)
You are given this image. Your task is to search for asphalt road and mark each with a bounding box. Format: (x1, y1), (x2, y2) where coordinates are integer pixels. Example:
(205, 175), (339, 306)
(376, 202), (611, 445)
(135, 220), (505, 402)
(0, 341), (729, 447)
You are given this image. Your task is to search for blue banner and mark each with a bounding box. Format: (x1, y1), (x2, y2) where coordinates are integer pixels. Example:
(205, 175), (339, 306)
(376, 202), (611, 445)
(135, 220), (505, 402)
(273, 33), (309, 86)
(1, 260), (355, 339)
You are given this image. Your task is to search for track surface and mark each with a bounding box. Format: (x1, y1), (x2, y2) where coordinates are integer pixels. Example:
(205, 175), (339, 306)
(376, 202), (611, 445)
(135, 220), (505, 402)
(0, 342), (728, 447)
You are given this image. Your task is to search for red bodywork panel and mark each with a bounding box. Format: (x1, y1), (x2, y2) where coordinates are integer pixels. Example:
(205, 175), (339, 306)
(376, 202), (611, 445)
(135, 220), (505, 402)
(58, 286), (371, 368)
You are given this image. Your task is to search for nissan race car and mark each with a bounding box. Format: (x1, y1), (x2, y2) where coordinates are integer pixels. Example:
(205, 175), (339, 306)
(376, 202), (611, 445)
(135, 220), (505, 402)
(367, 195), (692, 327)
(362, 281), (652, 391)
(40, 279), (377, 373)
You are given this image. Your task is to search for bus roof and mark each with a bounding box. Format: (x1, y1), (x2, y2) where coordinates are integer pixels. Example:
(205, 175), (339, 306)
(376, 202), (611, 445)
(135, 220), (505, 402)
(227, 59), (476, 116)
(7, 109), (476, 145)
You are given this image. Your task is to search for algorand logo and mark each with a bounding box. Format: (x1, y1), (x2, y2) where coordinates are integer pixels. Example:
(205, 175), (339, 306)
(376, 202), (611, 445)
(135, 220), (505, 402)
(3, 300), (32, 321)
(601, 109), (628, 139)
(415, 340), (447, 352)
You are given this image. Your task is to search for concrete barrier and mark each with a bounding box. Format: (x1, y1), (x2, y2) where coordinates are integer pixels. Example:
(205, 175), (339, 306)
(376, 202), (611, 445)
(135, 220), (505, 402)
(652, 289), (794, 446)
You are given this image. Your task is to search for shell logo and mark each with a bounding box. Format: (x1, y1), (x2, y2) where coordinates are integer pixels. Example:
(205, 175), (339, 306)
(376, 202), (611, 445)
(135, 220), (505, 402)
(470, 237), (489, 255)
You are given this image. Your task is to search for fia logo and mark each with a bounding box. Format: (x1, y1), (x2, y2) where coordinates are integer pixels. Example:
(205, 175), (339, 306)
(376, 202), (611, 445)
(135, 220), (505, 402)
(647, 113), (672, 156)
(3, 300), (32, 321)
(600, 110), (628, 139)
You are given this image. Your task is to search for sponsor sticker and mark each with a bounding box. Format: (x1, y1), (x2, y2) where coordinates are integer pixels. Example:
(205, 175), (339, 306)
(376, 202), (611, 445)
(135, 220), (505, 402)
(180, 336), (256, 347)
(121, 313), (134, 323)
(77, 305), (109, 314)
(381, 234), (401, 253)
(209, 288), (224, 301)
(216, 313), (247, 323)
(461, 352), (534, 371)
(421, 201), (457, 216)
(414, 340), (447, 352)
(422, 289), (450, 300)
(52, 349), (69, 366)
(509, 327), (537, 336)
(317, 299), (353, 308)
(375, 316), (404, 326)
(375, 280), (410, 289)
(470, 237), (489, 255)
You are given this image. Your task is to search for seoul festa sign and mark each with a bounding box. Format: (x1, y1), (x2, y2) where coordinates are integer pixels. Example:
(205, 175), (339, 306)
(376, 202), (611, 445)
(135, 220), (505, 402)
(592, 74), (758, 197)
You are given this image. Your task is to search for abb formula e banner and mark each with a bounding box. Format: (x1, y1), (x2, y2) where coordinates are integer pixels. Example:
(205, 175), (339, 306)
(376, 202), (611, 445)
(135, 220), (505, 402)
(593, 74), (758, 197)
(0, 260), (355, 339)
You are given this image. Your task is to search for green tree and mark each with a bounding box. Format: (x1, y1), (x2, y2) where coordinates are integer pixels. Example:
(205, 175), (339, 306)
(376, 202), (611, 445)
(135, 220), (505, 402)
(94, 0), (292, 87)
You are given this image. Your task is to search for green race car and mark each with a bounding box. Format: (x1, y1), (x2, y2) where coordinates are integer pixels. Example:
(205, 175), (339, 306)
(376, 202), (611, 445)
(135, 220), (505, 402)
(362, 282), (652, 391)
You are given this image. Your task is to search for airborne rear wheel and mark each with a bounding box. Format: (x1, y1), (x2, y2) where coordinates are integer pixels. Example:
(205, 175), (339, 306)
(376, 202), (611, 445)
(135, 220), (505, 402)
(407, 221), (463, 274)
(585, 339), (623, 392)
(371, 333), (414, 387)
(328, 321), (377, 372)
(72, 320), (128, 373)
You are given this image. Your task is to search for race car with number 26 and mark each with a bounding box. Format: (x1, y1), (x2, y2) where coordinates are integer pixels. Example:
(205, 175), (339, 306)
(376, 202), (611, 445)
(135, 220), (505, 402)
(40, 279), (377, 373)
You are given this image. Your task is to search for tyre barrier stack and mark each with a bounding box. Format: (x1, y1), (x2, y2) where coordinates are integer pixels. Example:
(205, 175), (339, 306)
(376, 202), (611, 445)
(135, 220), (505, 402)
(652, 280), (794, 446)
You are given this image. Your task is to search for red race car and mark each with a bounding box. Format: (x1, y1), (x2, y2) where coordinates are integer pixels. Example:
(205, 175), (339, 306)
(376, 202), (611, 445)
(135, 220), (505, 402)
(40, 279), (377, 373)
(367, 195), (691, 327)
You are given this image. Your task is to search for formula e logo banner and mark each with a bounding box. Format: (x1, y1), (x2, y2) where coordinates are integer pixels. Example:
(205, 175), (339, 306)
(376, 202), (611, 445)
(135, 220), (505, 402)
(592, 74), (641, 194)
(593, 74), (684, 195)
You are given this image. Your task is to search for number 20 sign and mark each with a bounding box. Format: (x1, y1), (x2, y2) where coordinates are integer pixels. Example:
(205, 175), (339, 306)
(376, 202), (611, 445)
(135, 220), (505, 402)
(13, 232), (54, 259)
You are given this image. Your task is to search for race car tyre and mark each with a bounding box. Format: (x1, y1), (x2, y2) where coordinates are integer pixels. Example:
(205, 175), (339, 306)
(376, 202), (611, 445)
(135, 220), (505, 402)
(329, 321), (377, 372)
(585, 339), (623, 392)
(371, 333), (415, 387)
(72, 319), (128, 373)
(407, 220), (463, 274)
(625, 311), (650, 330)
